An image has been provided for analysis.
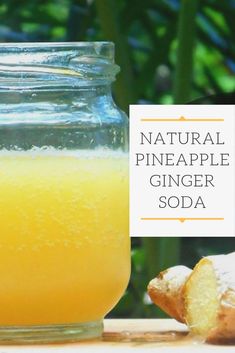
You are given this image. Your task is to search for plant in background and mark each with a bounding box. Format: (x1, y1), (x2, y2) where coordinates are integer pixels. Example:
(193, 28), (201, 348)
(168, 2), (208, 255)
(0, 0), (234, 319)
(0, 0), (234, 107)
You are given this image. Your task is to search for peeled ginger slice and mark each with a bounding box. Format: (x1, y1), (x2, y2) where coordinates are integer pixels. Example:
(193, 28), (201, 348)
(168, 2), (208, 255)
(184, 258), (220, 337)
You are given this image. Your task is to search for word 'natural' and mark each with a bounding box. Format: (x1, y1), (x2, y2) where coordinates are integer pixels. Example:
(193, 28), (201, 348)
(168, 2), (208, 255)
(140, 131), (224, 145)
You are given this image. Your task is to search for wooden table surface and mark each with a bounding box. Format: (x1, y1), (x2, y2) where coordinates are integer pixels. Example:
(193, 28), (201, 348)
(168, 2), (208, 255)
(0, 319), (234, 352)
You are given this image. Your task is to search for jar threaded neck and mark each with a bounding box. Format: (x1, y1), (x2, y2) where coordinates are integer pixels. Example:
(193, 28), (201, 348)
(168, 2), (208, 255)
(0, 42), (119, 89)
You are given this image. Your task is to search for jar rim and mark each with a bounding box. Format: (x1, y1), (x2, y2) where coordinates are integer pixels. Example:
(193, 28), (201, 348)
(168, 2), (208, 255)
(0, 41), (115, 60)
(0, 41), (114, 49)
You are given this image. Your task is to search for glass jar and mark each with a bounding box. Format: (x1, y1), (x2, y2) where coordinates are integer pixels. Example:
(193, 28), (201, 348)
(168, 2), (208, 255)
(0, 42), (130, 343)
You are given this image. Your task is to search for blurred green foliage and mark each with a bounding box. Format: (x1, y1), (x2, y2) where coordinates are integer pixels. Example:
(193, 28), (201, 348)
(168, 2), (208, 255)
(0, 0), (234, 318)
(0, 0), (234, 109)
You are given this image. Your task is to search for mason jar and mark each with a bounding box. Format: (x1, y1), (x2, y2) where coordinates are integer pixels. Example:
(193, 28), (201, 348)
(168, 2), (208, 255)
(0, 42), (130, 343)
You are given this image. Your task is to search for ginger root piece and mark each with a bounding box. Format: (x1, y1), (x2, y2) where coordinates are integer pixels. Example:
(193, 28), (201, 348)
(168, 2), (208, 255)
(148, 266), (191, 323)
(147, 252), (235, 343)
(184, 252), (235, 343)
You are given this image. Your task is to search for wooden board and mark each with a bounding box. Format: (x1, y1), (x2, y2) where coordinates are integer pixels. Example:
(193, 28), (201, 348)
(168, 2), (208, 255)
(0, 319), (234, 352)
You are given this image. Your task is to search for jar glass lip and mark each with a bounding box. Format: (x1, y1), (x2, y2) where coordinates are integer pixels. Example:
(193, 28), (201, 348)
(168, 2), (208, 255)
(0, 41), (115, 60)
(0, 41), (114, 48)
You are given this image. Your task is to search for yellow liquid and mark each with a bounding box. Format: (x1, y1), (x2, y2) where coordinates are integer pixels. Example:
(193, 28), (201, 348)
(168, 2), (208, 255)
(0, 150), (130, 326)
